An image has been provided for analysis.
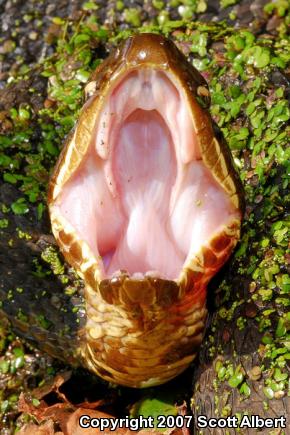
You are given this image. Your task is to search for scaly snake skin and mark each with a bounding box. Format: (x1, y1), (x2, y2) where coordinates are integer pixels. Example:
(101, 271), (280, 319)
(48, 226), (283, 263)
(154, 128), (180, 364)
(48, 34), (244, 388)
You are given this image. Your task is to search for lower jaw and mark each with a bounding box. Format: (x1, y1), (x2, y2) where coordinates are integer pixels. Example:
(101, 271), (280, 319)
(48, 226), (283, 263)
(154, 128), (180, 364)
(51, 209), (240, 387)
(81, 280), (208, 388)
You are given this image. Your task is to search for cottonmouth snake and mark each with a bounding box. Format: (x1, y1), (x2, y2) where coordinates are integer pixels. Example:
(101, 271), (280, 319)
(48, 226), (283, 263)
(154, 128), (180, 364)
(1, 33), (244, 388)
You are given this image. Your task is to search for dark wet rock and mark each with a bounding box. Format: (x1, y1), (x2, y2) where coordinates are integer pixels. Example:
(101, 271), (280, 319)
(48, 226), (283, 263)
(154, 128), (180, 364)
(0, 181), (84, 364)
(205, 0), (220, 15)
(250, 0), (268, 19)
(199, 12), (216, 22)
(214, 6), (235, 22)
(0, 0), (85, 75)
(234, 0), (255, 25)
(0, 71), (47, 112)
(266, 15), (284, 33)
(269, 70), (290, 103)
(0, 0), (276, 80)
(192, 162), (290, 431)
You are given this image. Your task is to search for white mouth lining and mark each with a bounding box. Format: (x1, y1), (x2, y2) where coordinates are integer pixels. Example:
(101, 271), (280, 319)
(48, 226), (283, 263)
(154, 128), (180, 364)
(54, 68), (239, 280)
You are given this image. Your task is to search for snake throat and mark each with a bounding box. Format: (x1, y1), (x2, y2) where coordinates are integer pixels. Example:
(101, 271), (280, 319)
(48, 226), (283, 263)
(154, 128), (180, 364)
(48, 33), (243, 387)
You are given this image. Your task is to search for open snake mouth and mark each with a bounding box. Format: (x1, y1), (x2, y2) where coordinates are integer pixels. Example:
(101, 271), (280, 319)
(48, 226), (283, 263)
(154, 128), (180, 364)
(53, 68), (239, 281)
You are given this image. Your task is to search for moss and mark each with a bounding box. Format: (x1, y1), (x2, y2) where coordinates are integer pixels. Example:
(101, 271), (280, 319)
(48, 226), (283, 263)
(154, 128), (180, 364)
(16, 228), (32, 240)
(0, 218), (9, 229)
(116, 1), (125, 11)
(41, 246), (65, 275)
(220, 0), (238, 8)
(152, 0), (165, 10)
(124, 8), (142, 27)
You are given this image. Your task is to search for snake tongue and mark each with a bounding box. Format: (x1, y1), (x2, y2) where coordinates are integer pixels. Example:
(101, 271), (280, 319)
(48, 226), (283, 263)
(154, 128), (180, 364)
(55, 68), (239, 282)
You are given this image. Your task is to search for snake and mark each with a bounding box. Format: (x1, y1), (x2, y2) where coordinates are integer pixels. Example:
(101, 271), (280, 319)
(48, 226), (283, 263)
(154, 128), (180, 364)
(47, 33), (244, 388)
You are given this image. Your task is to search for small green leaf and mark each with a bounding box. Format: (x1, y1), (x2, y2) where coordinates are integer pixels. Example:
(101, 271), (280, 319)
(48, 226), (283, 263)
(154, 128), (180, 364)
(276, 318), (287, 337)
(0, 219), (9, 229)
(73, 34), (90, 45)
(220, 0), (238, 8)
(75, 69), (90, 83)
(14, 356), (24, 369)
(13, 347), (24, 358)
(32, 398), (41, 407)
(258, 288), (273, 301)
(229, 85), (241, 98)
(37, 203), (45, 220)
(37, 314), (52, 330)
(11, 198), (29, 215)
(243, 46), (270, 68)
(52, 17), (65, 25)
(255, 49), (270, 68)
(239, 382), (251, 397)
(218, 366), (227, 380)
(236, 127), (249, 140)
(82, 1), (98, 10)
(271, 57), (286, 68)
(274, 368), (288, 382)
(95, 28), (108, 40)
(263, 387), (274, 399)
(0, 360), (10, 374)
(124, 8), (142, 27)
(18, 108), (30, 120)
(131, 394), (177, 427)
(228, 371), (244, 388)
(3, 173), (18, 184)
(1, 400), (9, 413)
(152, 0), (164, 9)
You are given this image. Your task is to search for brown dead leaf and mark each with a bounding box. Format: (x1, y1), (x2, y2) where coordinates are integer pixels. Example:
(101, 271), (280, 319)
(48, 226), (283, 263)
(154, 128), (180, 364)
(176, 401), (191, 435)
(30, 371), (113, 410)
(18, 392), (49, 421)
(32, 371), (72, 403)
(18, 419), (58, 435)
(75, 398), (109, 409)
(18, 392), (75, 422)
(18, 377), (182, 435)
(17, 403), (181, 435)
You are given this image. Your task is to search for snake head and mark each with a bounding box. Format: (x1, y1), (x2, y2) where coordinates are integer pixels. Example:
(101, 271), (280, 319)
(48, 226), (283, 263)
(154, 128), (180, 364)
(48, 33), (243, 387)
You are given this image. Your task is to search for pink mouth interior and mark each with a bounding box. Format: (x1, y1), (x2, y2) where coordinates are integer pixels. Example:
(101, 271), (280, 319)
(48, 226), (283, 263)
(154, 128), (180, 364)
(57, 69), (238, 280)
